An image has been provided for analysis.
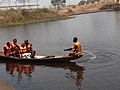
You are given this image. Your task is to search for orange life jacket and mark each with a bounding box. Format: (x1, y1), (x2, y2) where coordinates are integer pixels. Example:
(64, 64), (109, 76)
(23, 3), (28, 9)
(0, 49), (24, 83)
(3, 45), (12, 54)
(74, 42), (82, 55)
(19, 46), (27, 54)
(23, 43), (32, 52)
(11, 42), (18, 47)
(11, 42), (20, 52)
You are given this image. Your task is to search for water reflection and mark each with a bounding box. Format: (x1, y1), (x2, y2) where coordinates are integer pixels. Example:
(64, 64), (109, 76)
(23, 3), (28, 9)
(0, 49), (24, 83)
(5, 62), (85, 88)
(6, 63), (34, 81)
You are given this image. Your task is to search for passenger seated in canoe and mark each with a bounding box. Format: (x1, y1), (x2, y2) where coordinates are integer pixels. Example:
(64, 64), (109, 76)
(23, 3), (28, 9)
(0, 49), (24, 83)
(3, 42), (14, 56)
(19, 43), (27, 55)
(11, 39), (20, 57)
(21, 40), (36, 58)
(64, 37), (83, 56)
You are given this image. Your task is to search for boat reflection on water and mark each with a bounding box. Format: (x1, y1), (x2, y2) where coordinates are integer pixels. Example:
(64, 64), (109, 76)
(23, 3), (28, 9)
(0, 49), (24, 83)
(6, 63), (34, 81)
(5, 62), (85, 87)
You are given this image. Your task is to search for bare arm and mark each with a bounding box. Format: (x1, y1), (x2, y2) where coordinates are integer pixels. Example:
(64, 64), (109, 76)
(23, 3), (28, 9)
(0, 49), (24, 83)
(64, 48), (72, 51)
(3, 47), (7, 55)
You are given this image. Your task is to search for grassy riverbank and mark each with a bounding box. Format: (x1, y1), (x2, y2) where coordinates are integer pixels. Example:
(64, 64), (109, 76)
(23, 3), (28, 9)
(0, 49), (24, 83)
(0, 8), (69, 27)
(0, 1), (117, 27)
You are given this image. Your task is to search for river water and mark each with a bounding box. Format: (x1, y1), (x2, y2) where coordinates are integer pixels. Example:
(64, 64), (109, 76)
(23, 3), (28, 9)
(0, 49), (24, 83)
(0, 11), (120, 90)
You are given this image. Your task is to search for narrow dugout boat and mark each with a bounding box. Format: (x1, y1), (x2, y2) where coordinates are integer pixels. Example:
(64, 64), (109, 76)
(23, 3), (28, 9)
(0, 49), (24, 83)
(0, 51), (83, 63)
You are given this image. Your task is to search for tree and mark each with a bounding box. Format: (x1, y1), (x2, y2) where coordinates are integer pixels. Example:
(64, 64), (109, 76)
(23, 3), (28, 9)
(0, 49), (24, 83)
(51, 0), (66, 8)
(78, 0), (87, 5)
(87, 0), (100, 3)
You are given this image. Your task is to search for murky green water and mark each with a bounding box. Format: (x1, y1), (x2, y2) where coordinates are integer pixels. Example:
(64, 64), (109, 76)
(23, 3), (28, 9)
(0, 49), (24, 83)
(0, 11), (120, 90)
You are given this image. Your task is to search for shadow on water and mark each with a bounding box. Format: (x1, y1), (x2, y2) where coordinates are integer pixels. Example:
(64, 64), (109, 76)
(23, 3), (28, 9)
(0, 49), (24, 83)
(3, 61), (85, 89)
(6, 63), (34, 81)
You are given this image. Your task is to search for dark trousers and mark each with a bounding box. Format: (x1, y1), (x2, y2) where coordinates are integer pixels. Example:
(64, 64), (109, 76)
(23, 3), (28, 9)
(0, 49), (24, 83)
(31, 50), (36, 58)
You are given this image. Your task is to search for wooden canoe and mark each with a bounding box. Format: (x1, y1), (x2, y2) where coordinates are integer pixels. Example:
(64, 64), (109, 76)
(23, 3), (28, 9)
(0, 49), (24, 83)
(0, 51), (83, 63)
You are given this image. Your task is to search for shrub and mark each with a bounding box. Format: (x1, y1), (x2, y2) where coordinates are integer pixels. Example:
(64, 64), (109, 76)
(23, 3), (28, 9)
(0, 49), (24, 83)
(21, 9), (30, 16)
(68, 8), (73, 13)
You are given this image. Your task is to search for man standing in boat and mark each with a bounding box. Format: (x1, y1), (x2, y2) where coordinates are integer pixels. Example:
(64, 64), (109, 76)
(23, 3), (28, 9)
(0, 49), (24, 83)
(64, 37), (83, 56)
(21, 40), (36, 58)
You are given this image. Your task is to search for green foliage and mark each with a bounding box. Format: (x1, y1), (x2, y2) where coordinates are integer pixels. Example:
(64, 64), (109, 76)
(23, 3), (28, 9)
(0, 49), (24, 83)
(0, 8), (68, 27)
(42, 8), (49, 13)
(21, 9), (30, 16)
(0, 10), (6, 16)
(36, 8), (50, 13)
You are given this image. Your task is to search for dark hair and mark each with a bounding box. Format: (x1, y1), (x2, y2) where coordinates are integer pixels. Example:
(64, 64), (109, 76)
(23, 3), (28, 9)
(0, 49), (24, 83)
(24, 40), (28, 43)
(6, 42), (10, 45)
(13, 39), (17, 42)
(24, 40), (28, 42)
(73, 37), (78, 42)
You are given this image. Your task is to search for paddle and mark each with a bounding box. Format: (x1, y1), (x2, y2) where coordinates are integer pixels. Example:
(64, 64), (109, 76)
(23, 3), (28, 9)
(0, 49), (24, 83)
(45, 55), (55, 58)
(64, 48), (72, 51)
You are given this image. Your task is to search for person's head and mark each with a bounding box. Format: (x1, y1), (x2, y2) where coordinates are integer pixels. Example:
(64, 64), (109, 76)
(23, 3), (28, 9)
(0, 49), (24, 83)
(24, 40), (28, 44)
(6, 42), (11, 47)
(13, 39), (17, 44)
(73, 37), (78, 43)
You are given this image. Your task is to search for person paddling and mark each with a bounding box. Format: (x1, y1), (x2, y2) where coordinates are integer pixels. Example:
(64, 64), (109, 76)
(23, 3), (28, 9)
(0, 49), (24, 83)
(64, 37), (83, 56)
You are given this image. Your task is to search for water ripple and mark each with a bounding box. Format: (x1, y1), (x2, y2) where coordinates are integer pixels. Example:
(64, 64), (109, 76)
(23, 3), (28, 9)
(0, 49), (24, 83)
(76, 49), (120, 68)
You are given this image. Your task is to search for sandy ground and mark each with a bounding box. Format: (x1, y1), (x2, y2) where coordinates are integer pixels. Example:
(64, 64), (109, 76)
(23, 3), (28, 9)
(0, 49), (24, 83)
(0, 80), (15, 90)
(56, 1), (109, 16)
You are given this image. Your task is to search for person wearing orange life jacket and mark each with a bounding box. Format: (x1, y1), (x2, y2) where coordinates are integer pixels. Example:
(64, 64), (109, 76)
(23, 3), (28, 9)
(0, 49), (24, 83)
(21, 40), (36, 58)
(11, 39), (20, 50)
(19, 44), (27, 55)
(64, 37), (83, 56)
(3, 42), (13, 56)
(11, 39), (20, 57)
